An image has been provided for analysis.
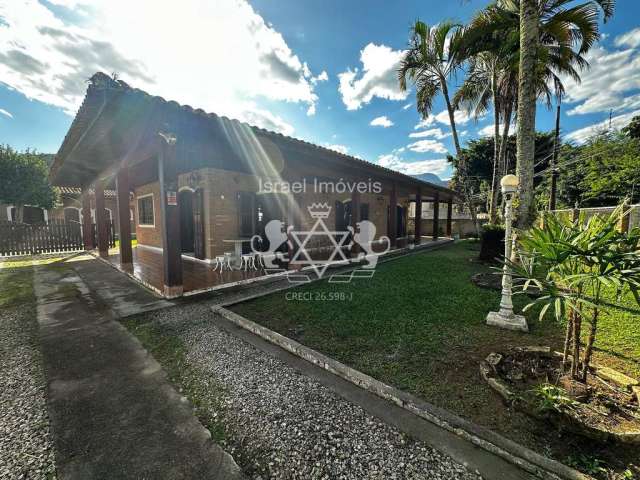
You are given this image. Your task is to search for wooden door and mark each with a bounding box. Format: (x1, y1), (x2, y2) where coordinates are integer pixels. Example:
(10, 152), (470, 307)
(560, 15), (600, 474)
(193, 189), (206, 259)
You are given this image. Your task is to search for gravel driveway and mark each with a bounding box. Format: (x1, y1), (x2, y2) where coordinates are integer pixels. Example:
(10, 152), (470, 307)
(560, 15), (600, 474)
(0, 299), (56, 479)
(146, 303), (482, 480)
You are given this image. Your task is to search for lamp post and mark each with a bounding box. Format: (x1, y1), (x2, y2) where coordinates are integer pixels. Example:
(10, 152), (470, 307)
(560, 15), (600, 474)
(486, 174), (529, 332)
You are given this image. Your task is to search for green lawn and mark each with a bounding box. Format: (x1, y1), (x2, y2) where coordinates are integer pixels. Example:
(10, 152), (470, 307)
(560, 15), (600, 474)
(231, 240), (640, 475)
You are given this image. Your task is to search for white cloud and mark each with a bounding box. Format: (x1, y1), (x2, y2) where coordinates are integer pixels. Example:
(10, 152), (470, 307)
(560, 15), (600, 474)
(615, 27), (640, 49)
(370, 115), (393, 128)
(0, 0), (322, 133)
(407, 139), (448, 154)
(0, 108), (13, 118)
(338, 43), (408, 110)
(378, 153), (448, 175)
(403, 103), (412, 110)
(565, 109), (640, 144)
(311, 70), (328, 84)
(477, 122), (515, 137)
(409, 128), (451, 140)
(325, 144), (349, 154)
(414, 109), (473, 130)
(562, 37), (640, 116)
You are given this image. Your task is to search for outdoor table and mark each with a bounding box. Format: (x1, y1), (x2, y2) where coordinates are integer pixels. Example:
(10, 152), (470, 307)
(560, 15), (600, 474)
(223, 238), (252, 268)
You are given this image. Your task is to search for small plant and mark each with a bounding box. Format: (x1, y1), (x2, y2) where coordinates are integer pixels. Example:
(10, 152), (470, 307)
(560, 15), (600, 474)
(566, 454), (608, 476)
(509, 203), (640, 382)
(533, 384), (576, 414)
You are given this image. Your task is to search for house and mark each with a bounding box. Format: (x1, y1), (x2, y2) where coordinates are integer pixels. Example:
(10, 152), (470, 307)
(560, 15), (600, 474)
(49, 73), (460, 297)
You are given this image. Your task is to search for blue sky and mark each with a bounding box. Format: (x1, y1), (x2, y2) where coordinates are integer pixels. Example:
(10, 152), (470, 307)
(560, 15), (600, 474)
(1, 0), (640, 180)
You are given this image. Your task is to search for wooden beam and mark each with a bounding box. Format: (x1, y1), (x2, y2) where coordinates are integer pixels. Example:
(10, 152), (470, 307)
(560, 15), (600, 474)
(446, 199), (453, 237)
(414, 190), (422, 245)
(432, 192), (440, 241)
(94, 182), (109, 257)
(158, 134), (183, 297)
(116, 167), (133, 267)
(81, 189), (93, 250)
(389, 182), (397, 247)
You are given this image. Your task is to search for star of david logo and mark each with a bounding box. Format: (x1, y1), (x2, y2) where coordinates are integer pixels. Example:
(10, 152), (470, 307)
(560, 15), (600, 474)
(289, 217), (352, 279)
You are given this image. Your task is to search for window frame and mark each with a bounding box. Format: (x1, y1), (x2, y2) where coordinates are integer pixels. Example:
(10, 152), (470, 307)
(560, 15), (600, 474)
(137, 193), (155, 228)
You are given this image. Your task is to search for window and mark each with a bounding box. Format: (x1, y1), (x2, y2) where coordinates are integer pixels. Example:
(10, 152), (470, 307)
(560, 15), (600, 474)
(137, 195), (154, 226)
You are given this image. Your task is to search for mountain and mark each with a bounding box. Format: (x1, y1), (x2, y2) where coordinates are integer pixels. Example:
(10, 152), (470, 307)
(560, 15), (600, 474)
(413, 173), (448, 187)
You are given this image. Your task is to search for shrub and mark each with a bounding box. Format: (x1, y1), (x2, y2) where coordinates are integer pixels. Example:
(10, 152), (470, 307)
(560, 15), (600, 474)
(478, 223), (505, 262)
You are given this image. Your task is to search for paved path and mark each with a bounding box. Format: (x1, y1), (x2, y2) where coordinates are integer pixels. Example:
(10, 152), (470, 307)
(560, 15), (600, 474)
(135, 302), (486, 480)
(33, 261), (242, 480)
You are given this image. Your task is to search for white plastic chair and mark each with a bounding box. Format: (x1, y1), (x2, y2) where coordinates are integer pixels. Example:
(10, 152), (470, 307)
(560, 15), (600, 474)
(240, 254), (256, 271)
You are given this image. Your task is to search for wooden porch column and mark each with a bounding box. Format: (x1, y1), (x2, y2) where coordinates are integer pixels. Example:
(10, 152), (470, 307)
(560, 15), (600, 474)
(81, 190), (93, 250)
(158, 134), (183, 297)
(389, 182), (397, 248)
(446, 199), (453, 237)
(432, 192), (440, 241)
(414, 190), (422, 245)
(351, 190), (360, 256)
(94, 182), (109, 258)
(116, 167), (133, 267)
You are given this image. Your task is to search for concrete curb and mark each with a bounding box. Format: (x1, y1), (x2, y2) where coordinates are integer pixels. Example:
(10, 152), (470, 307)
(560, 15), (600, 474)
(212, 305), (593, 480)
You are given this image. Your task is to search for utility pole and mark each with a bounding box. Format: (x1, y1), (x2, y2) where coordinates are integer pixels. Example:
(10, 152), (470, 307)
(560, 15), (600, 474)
(549, 102), (561, 211)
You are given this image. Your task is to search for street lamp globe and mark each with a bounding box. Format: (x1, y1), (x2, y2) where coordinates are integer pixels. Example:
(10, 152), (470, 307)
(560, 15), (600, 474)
(500, 174), (519, 194)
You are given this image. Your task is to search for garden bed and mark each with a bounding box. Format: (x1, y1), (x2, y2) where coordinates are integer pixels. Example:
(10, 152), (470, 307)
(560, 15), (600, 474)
(230, 241), (640, 478)
(481, 346), (640, 445)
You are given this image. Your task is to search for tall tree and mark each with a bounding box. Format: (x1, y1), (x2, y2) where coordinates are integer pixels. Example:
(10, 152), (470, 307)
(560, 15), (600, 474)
(511, 0), (615, 227)
(0, 145), (57, 223)
(398, 21), (480, 233)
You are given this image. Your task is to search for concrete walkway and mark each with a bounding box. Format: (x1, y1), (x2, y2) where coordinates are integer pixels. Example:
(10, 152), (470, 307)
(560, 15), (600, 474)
(33, 259), (242, 479)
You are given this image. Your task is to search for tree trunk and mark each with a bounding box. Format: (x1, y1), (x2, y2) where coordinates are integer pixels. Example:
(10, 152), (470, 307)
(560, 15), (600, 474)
(488, 68), (500, 224)
(515, 0), (539, 229)
(499, 103), (514, 178)
(441, 78), (480, 235)
(571, 312), (582, 380)
(562, 309), (574, 371)
(581, 308), (599, 382)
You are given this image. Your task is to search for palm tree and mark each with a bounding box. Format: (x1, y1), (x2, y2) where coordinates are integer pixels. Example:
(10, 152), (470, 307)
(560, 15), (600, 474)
(454, 51), (509, 223)
(512, 0), (615, 228)
(398, 21), (479, 233)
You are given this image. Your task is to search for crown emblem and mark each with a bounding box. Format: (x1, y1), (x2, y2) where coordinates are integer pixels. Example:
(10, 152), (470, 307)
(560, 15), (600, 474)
(308, 203), (331, 219)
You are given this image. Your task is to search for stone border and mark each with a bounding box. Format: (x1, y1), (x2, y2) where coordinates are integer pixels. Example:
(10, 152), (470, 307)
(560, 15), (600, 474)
(480, 347), (640, 445)
(212, 306), (593, 480)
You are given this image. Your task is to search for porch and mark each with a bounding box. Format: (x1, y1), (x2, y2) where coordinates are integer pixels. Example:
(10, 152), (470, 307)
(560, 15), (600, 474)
(105, 245), (269, 295)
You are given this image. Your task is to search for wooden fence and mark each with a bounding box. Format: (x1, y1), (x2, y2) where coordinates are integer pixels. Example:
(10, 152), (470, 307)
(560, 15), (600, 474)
(0, 220), (115, 257)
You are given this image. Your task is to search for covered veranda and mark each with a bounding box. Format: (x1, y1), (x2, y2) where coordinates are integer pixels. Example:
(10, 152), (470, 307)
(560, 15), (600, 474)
(49, 73), (461, 298)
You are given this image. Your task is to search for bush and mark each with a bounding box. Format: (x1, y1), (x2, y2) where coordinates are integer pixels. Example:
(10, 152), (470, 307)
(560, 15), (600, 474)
(478, 224), (505, 262)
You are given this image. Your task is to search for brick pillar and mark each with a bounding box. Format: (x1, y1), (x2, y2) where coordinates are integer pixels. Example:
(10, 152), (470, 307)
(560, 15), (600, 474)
(158, 134), (183, 297)
(446, 199), (453, 237)
(414, 190), (422, 245)
(350, 190), (360, 256)
(116, 167), (133, 267)
(95, 182), (109, 258)
(432, 192), (440, 241)
(81, 189), (93, 250)
(389, 183), (397, 248)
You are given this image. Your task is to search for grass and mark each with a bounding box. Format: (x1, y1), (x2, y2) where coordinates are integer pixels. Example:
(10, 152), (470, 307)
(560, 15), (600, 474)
(122, 316), (228, 443)
(0, 266), (35, 308)
(231, 240), (640, 476)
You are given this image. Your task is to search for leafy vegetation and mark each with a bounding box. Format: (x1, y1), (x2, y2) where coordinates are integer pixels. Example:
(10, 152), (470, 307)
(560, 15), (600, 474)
(0, 145), (58, 222)
(510, 204), (640, 381)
